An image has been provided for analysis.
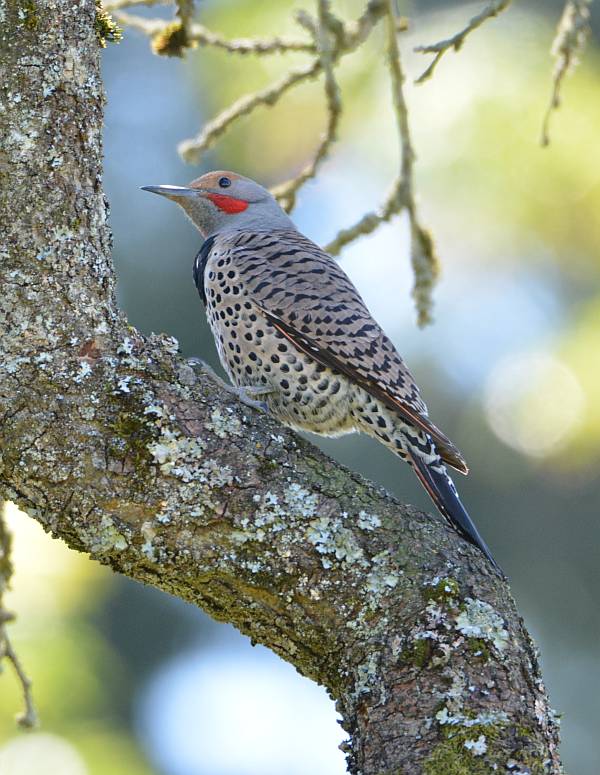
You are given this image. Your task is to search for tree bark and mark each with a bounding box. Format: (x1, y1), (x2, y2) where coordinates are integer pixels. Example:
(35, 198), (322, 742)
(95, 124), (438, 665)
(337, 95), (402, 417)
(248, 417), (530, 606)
(0, 2), (562, 773)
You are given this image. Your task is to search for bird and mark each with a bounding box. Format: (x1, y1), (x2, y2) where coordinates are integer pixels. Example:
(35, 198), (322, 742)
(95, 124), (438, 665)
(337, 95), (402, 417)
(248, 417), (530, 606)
(142, 170), (500, 571)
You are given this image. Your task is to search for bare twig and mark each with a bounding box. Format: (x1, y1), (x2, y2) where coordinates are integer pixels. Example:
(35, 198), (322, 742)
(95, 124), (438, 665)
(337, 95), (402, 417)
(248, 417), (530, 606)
(189, 26), (314, 55)
(117, 10), (309, 53)
(323, 177), (404, 255)
(179, 60), (322, 162)
(414, 0), (512, 84)
(541, 0), (592, 146)
(115, 12), (315, 54)
(0, 632), (37, 728)
(104, 0), (170, 11)
(176, 0), (194, 35)
(121, 0), (299, 58)
(271, 1), (342, 213)
(0, 505), (37, 729)
(386, 1), (438, 326)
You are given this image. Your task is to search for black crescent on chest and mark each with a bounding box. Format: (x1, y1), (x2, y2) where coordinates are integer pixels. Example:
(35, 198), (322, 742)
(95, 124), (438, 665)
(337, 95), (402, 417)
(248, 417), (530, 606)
(193, 235), (217, 305)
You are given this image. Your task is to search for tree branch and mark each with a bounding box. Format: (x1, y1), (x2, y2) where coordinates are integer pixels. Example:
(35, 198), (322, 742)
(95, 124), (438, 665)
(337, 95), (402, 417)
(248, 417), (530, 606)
(541, 0), (592, 146)
(115, 10), (316, 55)
(0, 508), (37, 728)
(0, 1), (562, 772)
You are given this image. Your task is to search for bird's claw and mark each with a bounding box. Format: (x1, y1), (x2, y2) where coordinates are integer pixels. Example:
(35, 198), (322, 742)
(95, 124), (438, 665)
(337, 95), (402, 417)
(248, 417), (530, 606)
(187, 358), (272, 413)
(234, 385), (273, 413)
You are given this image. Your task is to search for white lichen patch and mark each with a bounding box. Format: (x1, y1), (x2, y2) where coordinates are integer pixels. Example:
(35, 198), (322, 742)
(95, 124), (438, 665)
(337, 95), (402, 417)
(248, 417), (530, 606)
(284, 483), (318, 517)
(355, 651), (380, 695)
(140, 521), (157, 561)
(365, 550), (399, 596)
(435, 707), (509, 727)
(357, 510), (381, 531)
(83, 515), (128, 554)
(307, 515), (365, 568)
(197, 459), (232, 488)
(464, 735), (487, 755)
(8, 128), (38, 157)
(5, 355), (31, 374)
(148, 433), (203, 480)
(73, 360), (92, 383)
(117, 336), (140, 367)
(455, 598), (509, 652)
(116, 375), (131, 393)
(249, 491), (285, 538)
(118, 337), (134, 356)
(160, 334), (180, 354)
(205, 407), (242, 438)
(144, 398), (232, 488)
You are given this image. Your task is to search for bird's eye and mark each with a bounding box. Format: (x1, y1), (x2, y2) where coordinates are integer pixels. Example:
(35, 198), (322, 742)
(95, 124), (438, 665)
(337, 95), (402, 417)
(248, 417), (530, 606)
(218, 176), (231, 188)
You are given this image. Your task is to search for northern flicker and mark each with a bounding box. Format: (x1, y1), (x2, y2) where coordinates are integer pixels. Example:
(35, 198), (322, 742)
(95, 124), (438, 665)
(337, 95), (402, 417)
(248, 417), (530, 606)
(142, 171), (500, 571)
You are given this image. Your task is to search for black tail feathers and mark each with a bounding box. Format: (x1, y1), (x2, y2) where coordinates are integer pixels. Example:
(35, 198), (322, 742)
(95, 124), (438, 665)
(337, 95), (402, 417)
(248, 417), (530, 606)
(407, 451), (502, 573)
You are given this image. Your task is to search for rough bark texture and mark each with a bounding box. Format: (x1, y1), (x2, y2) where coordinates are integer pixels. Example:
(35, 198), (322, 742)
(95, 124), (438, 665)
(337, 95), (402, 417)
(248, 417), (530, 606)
(0, 2), (562, 773)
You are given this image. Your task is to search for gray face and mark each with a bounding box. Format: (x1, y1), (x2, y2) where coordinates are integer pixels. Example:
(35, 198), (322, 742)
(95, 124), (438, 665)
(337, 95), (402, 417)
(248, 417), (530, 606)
(141, 170), (296, 238)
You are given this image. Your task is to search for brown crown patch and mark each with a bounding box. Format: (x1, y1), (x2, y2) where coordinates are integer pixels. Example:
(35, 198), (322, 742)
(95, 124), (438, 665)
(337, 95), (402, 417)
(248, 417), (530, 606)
(189, 170), (243, 190)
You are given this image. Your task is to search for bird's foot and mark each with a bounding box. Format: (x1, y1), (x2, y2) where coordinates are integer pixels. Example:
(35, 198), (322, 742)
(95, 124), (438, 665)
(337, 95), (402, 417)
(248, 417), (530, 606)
(232, 385), (274, 413)
(187, 358), (273, 413)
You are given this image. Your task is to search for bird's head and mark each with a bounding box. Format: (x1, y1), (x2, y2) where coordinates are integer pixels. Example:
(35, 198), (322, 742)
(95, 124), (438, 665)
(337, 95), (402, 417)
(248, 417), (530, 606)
(141, 170), (294, 237)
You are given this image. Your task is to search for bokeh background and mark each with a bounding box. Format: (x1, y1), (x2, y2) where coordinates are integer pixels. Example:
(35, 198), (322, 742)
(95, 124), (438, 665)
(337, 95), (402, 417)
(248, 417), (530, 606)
(2, 1), (599, 773)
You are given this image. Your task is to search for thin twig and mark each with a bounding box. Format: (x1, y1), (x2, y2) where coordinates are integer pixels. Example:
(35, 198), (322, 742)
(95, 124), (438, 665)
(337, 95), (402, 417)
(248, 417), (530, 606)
(0, 630), (37, 728)
(387, 0), (438, 326)
(271, 1), (342, 213)
(0, 505), (37, 729)
(104, 0), (170, 11)
(179, 60), (322, 163)
(540, 0), (592, 146)
(176, 0), (194, 35)
(414, 0), (512, 84)
(115, 11), (315, 54)
(324, 177), (404, 255)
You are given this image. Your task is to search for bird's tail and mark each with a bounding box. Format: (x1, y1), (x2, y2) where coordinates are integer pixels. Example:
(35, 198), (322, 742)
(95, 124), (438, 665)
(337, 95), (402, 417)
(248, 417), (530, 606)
(405, 448), (502, 573)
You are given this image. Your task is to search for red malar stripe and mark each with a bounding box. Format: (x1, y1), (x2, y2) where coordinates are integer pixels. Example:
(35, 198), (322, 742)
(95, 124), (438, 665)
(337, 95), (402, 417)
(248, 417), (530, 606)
(206, 193), (249, 214)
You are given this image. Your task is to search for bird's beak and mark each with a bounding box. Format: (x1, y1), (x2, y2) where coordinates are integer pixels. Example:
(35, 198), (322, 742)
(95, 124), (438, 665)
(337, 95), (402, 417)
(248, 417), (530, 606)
(141, 185), (199, 199)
